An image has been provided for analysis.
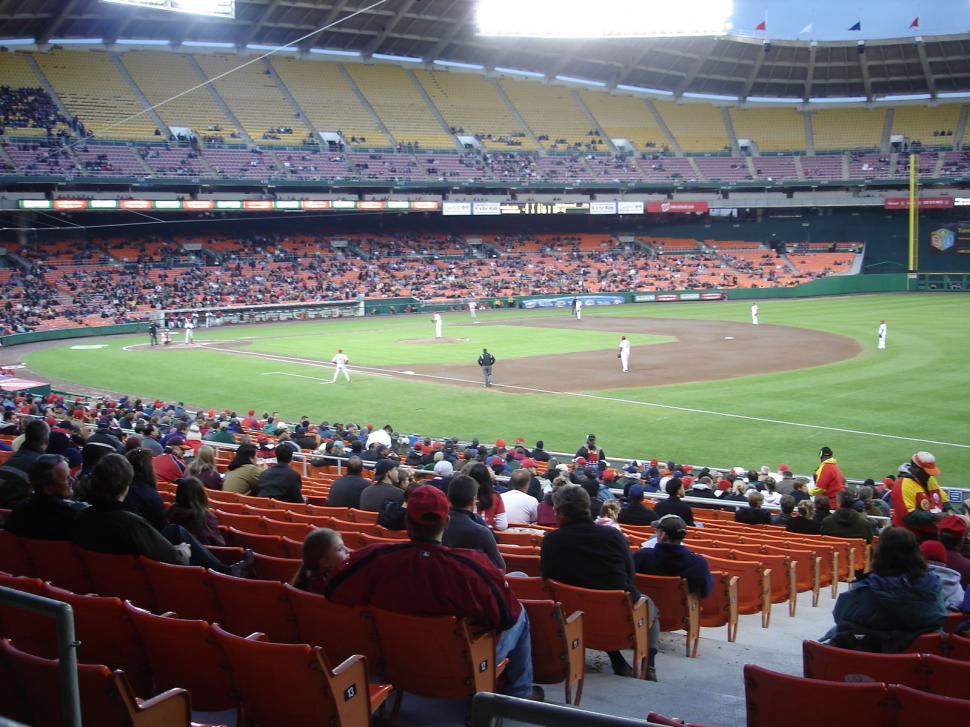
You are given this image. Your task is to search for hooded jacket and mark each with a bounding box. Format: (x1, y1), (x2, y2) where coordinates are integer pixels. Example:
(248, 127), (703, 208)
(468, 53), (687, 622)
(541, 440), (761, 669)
(819, 507), (874, 543)
(925, 561), (965, 611)
(832, 571), (947, 634)
(810, 457), (845, 508)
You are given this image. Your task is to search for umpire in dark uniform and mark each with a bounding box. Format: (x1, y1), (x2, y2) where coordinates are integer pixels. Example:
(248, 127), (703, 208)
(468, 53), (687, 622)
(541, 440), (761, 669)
(478, 348), (495, 388)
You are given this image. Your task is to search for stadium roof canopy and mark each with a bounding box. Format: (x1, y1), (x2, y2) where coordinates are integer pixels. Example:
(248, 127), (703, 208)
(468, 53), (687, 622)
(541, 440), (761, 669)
(3, 0), (970, 102)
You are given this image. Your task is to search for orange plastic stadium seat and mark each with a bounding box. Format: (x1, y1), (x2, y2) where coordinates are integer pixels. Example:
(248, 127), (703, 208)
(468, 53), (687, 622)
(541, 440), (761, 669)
(124, 603), (239, 713)
(549, 581), (650, 679)
(207, 570), (299, 643)
(905, 632), (970, 661)
(497, 531), (542, 547)
(284, 584), (383, 668)
(502, 552), (542, 577)
(212, 624), (391, 727)
(140, 558), (223, 623)
(19, 538), (93, 594)
(76, 549), (156, 610)
(743, 664), (891, 727)
(507, 576), (554, 601)
(732, 549), (796, 621)
(704, 555), (771, 628)
(635, 574), (700, 657)
(943, 611), (967, 634)
(647, 712), (717, 727)
(244, 505), (287, 519)
(261, 517), (313, 540)
(226, 528), (290, 558)
(253, 552), (301, 582)
(215, 511), (265, 533)
(699, 572), (740, 642)
(0, 531), (32, 576)
(519, 599), (585, 705)
(890, 684), (970, 721)
(349, 508), (380, 524)
(286, 511), (335, 527)
(0, 573), (53, 657)
(41, 584), (154, 698)
(0, 639), (197, 727)
(369, 606), (506, 718)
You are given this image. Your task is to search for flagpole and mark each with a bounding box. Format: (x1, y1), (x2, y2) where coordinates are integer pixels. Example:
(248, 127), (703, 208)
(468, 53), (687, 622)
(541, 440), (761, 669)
(909, 153), (919, 273)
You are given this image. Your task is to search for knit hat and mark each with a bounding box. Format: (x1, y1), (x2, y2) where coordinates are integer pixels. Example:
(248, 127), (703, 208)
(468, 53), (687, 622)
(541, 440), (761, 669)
(433, 460), (454, 477)
(920, 540), (947, 564)
(374, 459), (397, 480)
(939, 515), (968, 538)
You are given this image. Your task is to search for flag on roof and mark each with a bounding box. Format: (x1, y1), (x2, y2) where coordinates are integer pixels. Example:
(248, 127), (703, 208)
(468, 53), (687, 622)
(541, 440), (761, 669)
(800, 22), (814, 34)
(849, 21), (862, 31)
(755, 20), (766, 31)
(909, 17), (919, 29)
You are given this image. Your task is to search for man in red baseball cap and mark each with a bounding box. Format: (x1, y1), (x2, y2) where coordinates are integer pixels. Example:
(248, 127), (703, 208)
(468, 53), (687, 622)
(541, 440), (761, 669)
(891, 451), (949, 539)
(326, 485), (541, 700)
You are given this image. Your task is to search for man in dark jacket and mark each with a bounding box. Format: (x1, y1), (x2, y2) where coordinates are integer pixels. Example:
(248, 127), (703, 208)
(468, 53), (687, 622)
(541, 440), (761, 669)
(771, 495), (796, 527)
(635, 515), (713, 598)
(5, 454), (87, 540)
(5, 419), (49, 475)
(653, 478), (695, 526)
(618, 485), (658, 526)
(255, 442), (303, 503)
(540, 484), (659, 680)
(820, 490), (874, 543)
(326, 456), (370, 508)
(734, 490), (773, 525)
(686, 477), (719, 508)
(359, 459), (404, 513)
(442, 474), (505, 569)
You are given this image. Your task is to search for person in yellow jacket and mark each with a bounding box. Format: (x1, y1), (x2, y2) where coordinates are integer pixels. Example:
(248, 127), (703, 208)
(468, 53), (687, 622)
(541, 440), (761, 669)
(810, 446), (845, 509)
(891, 451), (949, 540)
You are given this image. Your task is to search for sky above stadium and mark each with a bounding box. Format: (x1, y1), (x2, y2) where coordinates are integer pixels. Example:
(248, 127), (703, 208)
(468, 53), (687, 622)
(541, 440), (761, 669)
(731, 0), (966, 41)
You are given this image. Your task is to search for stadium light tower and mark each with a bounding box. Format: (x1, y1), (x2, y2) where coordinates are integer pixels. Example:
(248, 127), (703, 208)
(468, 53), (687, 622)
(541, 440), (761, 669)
(103, 0), (235, 19)
(476, 0), (733, 38)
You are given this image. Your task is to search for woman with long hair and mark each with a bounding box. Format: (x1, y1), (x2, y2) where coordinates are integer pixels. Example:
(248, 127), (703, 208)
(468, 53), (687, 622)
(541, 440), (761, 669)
(824, 527), (946, 648)
(468, 462), (507, 531)
(223, 444), (261, 495)
(122, 447), (167, 531)
(290, 528), (349, 594)
(786, 499), (821, 534)
(186, 445), (223, 491)
(167, 476), (225, 546)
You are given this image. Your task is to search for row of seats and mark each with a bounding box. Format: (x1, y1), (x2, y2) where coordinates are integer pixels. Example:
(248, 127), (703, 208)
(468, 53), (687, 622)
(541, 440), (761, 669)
(4, 50), (969, 152)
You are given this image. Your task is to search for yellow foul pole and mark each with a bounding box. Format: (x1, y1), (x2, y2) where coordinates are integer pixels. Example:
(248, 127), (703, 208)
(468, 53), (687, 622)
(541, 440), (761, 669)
(908, 152), (918, 272)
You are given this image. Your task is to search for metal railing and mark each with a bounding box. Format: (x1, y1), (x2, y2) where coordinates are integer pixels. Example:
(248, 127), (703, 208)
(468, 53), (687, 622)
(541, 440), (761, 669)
(0, 586), (81, 727)
(471, 693), (667, 726)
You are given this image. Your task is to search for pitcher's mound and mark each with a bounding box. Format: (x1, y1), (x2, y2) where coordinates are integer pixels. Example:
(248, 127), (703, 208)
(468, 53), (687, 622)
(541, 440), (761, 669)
(399, 336), (468, 345)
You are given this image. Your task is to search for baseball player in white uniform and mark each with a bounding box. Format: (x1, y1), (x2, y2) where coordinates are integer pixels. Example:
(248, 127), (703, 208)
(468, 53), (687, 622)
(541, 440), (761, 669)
(184, 319), (195, 344)
(619, 335), (630, 373)
(751, 303), (759, 325)
(331, 348), (351, 383)
(877, 320), (887, 349)
(432, 312), (443, 338)
(575, 299), (583, 321)
(468, 300), (477, 320)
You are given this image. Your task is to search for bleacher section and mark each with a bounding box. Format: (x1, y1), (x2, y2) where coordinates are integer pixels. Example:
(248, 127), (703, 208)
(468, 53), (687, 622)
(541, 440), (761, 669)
(343, 64), (455, 149)
(652, 101), (729, 153)
(120, 51), (239, 142)
(811, 108), (886, 151)
(270, 58), (390, 147)
(577, 90), (668, 152)
(193, 54), (312, 146)
(729, 107), (806, 153)
(890, 104), (961, 148)
(0, 52), (71, 139)
(32, 50), (157, 140)
(499, 79), (599, 152)
(414, 69), (534, 151)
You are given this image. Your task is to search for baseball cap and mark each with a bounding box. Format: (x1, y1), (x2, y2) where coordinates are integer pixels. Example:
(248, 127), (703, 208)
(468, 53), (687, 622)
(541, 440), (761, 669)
(655, 514), (688, 537)
(939, 515), (968, 537)
(628, 484), (645, 499)
(167, 435), (186, 448)
(602, 468), (617, 481)
(123, 435), (143, 452)
(820, 446), (833, 459)
(406, 485), (450, 524)
(912, 451), (940, 475)
(433, 460), (454, 477)
(521, 458), (536, 468)
(495, 438), (506, 448)
(374, 459), (397, 480)
(587, 433), (596, 441)
(574, 456), (587, 466)
(920, 540), (947, 564)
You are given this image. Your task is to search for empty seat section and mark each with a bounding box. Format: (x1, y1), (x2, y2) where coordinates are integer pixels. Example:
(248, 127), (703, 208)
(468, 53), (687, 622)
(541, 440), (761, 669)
(120, 51), (238, 139)
(33, 50), (157, 139)
(414, 69), (533, 150)
(345, 64), (455, 149)
(811, 108), (885, 151)
(270, 58), (390, 146)
(891, 104), (961, 147)
(579, 89), (667, 151)
(194, 54), (312, 145)
(499, 79), (594, 152)
(652, 100), (729, 152)
(729, 107), (806, 152)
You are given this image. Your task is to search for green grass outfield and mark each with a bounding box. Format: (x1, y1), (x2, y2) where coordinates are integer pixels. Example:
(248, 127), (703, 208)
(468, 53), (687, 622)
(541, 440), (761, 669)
(24, 292), (970, 483)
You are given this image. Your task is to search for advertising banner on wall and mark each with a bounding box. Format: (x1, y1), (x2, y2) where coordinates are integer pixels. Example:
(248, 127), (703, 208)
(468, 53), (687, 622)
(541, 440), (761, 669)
(634, 291), (725, 303)
(520, 294), (625, 309)
(646, 200), (709, 213)
(883, 197), (953, 209)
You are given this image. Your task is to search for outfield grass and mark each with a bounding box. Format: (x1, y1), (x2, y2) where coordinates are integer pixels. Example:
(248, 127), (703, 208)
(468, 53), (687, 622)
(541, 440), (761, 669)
(23, 292), (970, 483)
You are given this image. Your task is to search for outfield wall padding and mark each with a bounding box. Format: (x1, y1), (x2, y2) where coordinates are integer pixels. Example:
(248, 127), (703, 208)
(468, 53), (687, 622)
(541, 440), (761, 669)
(0, 322), (148, 348)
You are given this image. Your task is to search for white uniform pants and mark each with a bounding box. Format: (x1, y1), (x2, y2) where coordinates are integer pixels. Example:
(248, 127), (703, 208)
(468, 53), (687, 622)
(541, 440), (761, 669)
(620, 351), (630, 372)
(333, 364), (351, 382)
(185, 329), (194, 343)
(434, 321), (442, 338)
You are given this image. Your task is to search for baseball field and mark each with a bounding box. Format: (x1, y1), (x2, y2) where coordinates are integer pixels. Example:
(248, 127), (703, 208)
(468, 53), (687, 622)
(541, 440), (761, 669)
(16, 292), (970, 483)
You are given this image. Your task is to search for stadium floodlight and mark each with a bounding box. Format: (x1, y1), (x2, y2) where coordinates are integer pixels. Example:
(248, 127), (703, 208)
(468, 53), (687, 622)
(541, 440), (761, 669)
(0, 38), (36, 45)
(555, 75), (606, 87)
(117, 38), (171, 45)
(372, 53), (422, 63)
(616, 84), (674, 96)
(434, 59), (485, 70)
(476, 0), (733, 39)
(103, 0), (234, 19)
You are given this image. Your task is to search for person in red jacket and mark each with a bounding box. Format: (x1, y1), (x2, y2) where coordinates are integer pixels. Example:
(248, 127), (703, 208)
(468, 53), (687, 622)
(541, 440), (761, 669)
(810, 446), (845, 509)
(891, 451), (949, 540)
(325, 485), (539, 700)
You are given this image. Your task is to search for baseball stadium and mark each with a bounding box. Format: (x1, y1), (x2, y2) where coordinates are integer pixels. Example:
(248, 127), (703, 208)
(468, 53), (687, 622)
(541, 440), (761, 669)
(0, 1), (969, 725)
